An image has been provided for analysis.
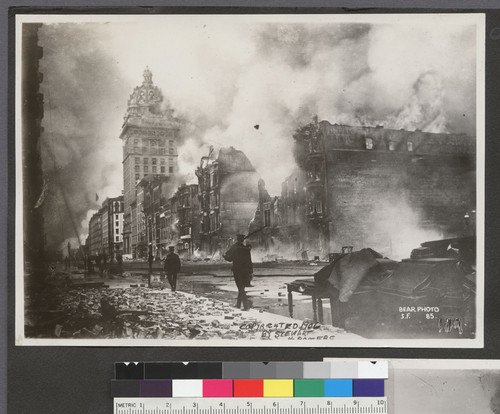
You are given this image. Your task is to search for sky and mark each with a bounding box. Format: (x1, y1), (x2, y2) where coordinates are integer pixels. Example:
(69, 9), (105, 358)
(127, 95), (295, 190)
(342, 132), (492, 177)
(32, 14), (480, 249)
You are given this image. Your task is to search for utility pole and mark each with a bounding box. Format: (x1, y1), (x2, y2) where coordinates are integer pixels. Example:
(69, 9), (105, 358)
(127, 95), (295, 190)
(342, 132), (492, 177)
(67, 242), (71, 269)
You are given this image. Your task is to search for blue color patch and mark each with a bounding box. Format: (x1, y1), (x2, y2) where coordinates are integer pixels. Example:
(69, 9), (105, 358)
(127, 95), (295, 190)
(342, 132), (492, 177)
(324, 379), (353, 397)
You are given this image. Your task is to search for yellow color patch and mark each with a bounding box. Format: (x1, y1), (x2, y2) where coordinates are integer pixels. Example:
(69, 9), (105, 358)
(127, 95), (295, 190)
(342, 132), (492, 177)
(263, 379), (294, 397)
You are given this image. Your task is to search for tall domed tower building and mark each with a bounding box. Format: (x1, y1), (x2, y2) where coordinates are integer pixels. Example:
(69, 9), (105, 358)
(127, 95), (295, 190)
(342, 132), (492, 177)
(120, 68), (180, 256)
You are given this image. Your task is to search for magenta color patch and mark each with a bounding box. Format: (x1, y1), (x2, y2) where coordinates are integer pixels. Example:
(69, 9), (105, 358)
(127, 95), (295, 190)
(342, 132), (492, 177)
(203, 379), (233, 397)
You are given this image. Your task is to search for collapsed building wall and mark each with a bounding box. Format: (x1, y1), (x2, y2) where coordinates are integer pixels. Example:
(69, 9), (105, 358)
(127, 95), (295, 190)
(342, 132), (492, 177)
(197, 147), (260, 256)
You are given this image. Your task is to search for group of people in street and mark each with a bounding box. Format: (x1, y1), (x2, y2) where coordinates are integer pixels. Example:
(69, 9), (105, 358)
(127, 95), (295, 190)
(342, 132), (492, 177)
(139, 232), (256, 308)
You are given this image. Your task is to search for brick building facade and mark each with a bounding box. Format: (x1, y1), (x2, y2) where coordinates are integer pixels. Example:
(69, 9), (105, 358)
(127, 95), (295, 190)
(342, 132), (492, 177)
(256, 118), (476, 259)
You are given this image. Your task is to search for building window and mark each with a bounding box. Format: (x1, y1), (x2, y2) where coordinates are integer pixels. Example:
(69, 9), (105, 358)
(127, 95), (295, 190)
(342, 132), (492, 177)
(116, 228), (119, 234)
(135, 157), (140, 164)
(115, 214), (118, 220)
(143, 157), (149, 164)
(161, 158), (165, 164)
(115, 221), (119, 227)
(115, 236), (120, 242)
(144, 166), (149, 173)
(169, 158), (173, 164)
(134, 146), (139, 153)
(264, 210), (271, 227)
(135, 165), (140, 172)
(365, 138), (373, 149)
(169, 140), (174, 147)
(152, 158), (157, 165)
(161, 166), (165, 173)
(407, 141), (413, 151)
(388, 141), (395, 151)
(159, 148), (165, 155)
(135, 174), (140, 180)
(152, 166), (157, 173)
(169, 166), (173, 173)
(169, 148), (174, 154)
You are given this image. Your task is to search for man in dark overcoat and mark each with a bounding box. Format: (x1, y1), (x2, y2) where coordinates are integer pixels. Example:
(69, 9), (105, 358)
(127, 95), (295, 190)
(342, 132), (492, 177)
(164, 246), (181, 292)
(224, 234), (253, 310)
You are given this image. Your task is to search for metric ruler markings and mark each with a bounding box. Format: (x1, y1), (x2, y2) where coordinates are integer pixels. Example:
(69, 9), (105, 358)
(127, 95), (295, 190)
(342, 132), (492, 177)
(114, 398), (387, 414)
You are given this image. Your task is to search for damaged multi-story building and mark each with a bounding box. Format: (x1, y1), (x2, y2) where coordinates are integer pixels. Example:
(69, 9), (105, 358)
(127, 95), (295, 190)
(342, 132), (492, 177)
(135, 175), (173, 259)
(196, 147), (260, 255)
(162, 184), (201, 258)
(255, 117), (476, 259)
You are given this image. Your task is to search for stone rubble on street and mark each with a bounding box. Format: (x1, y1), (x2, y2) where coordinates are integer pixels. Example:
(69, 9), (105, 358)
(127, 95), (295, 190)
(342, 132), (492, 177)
(30, 284), (359, 342)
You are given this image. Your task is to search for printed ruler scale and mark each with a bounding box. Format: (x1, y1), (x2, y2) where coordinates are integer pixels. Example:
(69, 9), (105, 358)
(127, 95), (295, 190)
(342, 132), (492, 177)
(114, 398), (387, 414)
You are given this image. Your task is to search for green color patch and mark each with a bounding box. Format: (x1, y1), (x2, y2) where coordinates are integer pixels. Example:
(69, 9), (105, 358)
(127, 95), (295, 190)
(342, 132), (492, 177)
(294, 379), (325, 397)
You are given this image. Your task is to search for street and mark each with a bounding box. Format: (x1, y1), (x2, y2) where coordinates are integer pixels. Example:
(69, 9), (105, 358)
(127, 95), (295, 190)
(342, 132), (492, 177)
(24, 261), (358, 341)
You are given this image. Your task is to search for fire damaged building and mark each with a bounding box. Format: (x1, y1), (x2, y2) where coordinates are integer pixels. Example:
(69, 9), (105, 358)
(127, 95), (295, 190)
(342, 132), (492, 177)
(256, 118), (476, 260)
(196, 147), (260, 255)
(251, 170), (311, 260)
(170, 184), (201, 258)
(135, 175), (173, 259)
(158, 184), (200, 259)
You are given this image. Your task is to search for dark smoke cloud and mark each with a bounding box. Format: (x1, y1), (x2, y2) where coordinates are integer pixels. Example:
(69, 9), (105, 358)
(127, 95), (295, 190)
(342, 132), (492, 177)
(39, 24), (128, 249)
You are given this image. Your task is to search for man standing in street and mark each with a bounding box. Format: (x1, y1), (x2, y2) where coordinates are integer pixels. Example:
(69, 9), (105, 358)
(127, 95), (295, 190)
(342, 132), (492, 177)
(224, 234), (253, 311)
(164, 246), (181, 292)
(116, 252), (123, 277)
(147, 249), (154, 274)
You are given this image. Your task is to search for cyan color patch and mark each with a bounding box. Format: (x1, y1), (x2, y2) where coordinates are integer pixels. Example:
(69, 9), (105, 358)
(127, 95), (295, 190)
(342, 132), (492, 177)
(324, 379), (353, 397)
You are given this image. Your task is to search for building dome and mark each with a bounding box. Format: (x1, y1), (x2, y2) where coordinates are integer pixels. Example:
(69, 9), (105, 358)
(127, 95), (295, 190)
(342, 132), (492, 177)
(124, 67), (163, 118)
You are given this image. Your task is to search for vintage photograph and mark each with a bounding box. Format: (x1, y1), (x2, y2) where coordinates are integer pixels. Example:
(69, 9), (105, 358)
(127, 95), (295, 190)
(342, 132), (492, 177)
(15, 13), (484, 346)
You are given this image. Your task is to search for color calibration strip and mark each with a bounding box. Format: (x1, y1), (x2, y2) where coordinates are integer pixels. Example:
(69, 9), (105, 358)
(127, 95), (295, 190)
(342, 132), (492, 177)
(115, 361), (388, 380)
(111, 378), (384, 398)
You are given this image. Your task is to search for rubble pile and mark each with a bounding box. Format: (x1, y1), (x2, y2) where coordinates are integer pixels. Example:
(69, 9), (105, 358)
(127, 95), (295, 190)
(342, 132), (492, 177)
(26, 286), (343, 341)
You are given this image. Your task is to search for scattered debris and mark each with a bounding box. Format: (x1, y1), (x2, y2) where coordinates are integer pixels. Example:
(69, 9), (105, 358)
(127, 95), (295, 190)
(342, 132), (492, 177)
(24, 285), (345, 341)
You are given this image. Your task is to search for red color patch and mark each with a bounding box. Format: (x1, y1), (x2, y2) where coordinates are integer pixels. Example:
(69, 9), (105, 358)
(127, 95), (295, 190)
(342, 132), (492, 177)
(233, 379), (263, 397)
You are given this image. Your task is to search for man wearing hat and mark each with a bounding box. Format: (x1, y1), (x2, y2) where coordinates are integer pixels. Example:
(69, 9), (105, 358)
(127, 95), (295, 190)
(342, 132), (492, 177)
(164, 246), (181, 292)
(223, 234), (253, 310)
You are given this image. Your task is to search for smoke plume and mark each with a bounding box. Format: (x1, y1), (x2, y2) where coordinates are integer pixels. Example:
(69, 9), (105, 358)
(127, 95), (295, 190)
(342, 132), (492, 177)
(34, 19), (477, 250)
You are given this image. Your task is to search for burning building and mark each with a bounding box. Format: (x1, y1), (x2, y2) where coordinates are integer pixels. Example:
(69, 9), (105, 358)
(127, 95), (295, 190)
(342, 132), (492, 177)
(251, 170), (312, 260)
(120, 67), (181, 257)
(196, 147), (260, 256)
(292, 118), (476, 258)
(169, 184), (200, 258)
(255, 118), (475, 260)
(135, 175), (173, 259)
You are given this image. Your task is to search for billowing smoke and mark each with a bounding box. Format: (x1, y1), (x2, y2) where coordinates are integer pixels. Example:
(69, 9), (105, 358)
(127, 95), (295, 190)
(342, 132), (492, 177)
(34, 19), (477, 250)
(38, 24), (128, 249)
